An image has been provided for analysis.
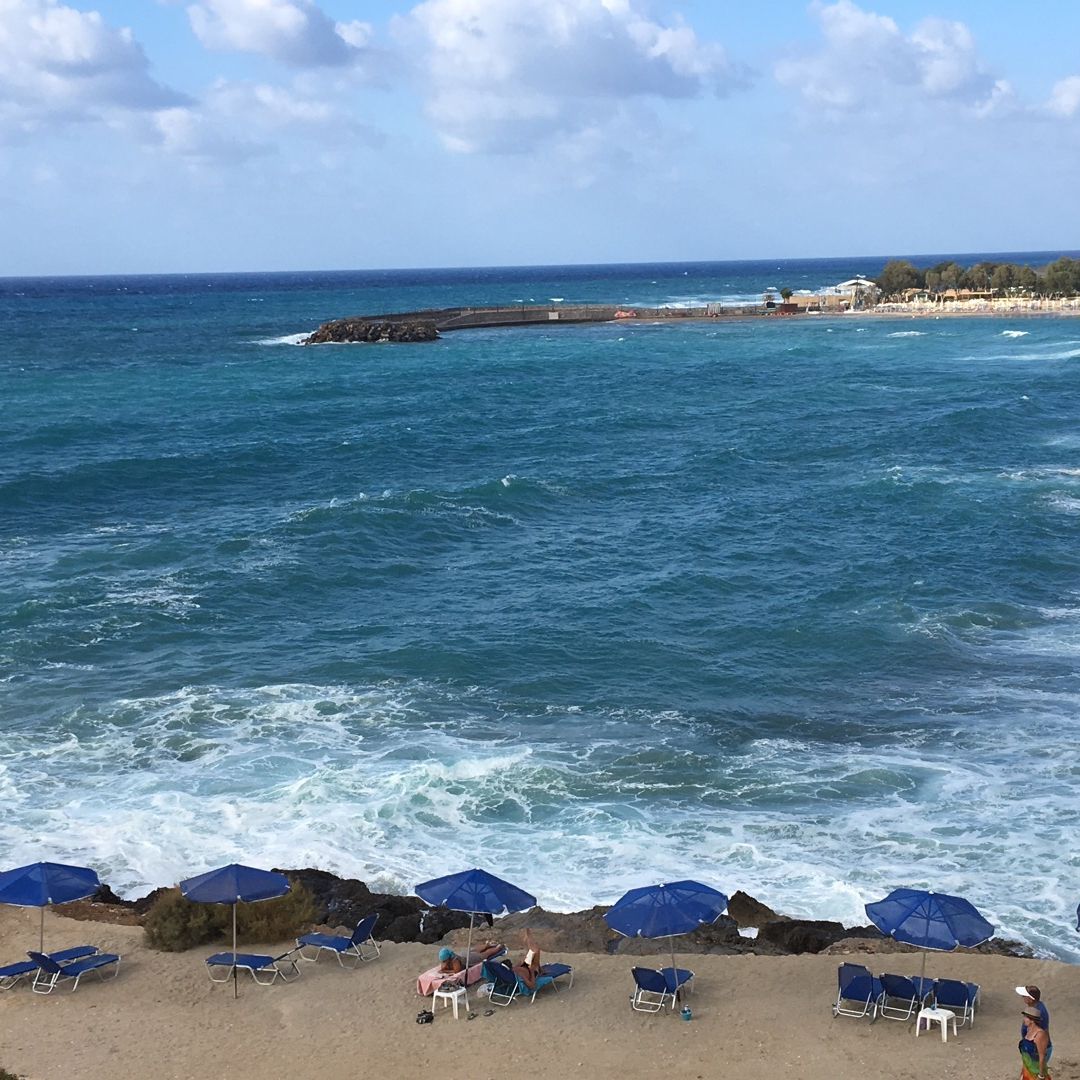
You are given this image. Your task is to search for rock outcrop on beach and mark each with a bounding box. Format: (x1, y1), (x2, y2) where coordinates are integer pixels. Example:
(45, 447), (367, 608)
(61, 871), (1032, 960)
(303, 318), (439, 344)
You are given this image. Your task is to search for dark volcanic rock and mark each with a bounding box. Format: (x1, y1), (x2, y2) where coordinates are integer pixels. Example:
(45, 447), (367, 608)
(758, 919), (884, 955)
(304, 318), (438, 344)
(727, 890), (780, 926)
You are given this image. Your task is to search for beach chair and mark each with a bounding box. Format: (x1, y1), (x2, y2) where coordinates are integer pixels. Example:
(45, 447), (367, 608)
(27, 950), (121, 994)
(296, 913), (380, 967)
(832, 963), (883, 1020)
(630, 966), (694, 1013)
(483, 959), (568, 1005)
(932, 979), (980, 1026)
(1, 946), (99, 992)
(878, 972), (934, 1021)
(205, 950), (301, 986)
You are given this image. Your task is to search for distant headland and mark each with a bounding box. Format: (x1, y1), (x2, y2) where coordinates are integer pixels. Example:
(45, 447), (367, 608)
(302, 256), (1080, 343)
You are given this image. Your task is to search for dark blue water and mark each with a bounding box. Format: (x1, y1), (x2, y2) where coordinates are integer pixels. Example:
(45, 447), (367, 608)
(3, 256), (1079, 957)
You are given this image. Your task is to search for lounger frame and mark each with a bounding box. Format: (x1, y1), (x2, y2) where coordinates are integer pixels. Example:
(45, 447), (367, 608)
(27, 950), (121, 995)
(832, 963), (882, 1020)
(296, 914), (381, 968)
(205, 951), (301, 986)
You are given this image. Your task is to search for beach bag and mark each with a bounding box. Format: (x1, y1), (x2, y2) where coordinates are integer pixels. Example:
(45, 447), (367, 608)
(416, 1009), (434, 1024)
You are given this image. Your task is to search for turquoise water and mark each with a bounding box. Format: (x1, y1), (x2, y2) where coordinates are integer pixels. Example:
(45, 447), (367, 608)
(2, 258), (1079, 957)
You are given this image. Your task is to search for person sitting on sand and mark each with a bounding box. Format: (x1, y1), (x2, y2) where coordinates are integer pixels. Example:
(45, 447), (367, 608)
(1019, 1008), (1052, 1080)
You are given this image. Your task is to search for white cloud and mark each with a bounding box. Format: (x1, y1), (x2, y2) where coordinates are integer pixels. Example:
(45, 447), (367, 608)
(400, 0), (740, 154)
(1045, 75), (1080, 118)
(775, 1), (1000, 114)
(0, 0), (186, 134)
(186, 0), (371, 67)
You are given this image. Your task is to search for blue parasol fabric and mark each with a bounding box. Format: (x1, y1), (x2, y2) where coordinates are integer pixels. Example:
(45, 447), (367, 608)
(864, 888), (994, 951)
(415, 868), (536, 917)
(180, 864), (290, 999)
(1075, 901), (1079, 933)
(604, 880), (729, 940)
(180, 864), (290, 905)
(0, 862), (100, 908)
(0, 861), (102, 953)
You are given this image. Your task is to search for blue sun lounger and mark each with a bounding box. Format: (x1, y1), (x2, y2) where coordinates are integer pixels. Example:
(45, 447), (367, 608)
(832, 962), (883, 1020)
(483, 959), (572, 1005)
(932, 978), (980, 1026)
(27, 950), (121, 994)
(630, 966), (695, 1013)
(1, 946), (100, 992)
(206, 951), (301, 985)
(296, 913), (380, 967)
(878, 972), (934, 1020)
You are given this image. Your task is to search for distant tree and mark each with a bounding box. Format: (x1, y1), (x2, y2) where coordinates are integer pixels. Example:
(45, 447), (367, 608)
(1044, 257), (1080, 297)
(925, 269), (942, 297)
(991, 264), (1014, 295)
(780, 287), (793, 301)
(1017, 265), (1038, 293)
(939, 262), (963, 293)
(876, 259), (920, 298)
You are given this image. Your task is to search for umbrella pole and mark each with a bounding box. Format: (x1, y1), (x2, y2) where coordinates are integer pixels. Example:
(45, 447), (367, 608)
(669, 937), (678, 1012)
(919, 949), (928, 1001)
(40, 906), (45, 954)
(233, 902), (238, 1000)
(464, 912), (475, 984)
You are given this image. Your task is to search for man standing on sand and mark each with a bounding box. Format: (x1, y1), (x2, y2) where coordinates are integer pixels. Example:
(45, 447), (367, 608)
(1017, 985), (1050, 1037)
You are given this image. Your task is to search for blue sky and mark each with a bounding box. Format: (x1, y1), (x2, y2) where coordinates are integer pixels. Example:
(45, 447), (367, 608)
(2, 0), (1079, 275)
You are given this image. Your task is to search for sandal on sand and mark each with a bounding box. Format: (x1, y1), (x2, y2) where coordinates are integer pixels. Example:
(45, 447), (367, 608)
(483, 1009), (494, 1017)
(467, 1013), (477, 1021)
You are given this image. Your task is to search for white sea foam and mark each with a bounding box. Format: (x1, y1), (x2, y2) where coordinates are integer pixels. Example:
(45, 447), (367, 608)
(253, 332), (308, 346)
(0, 679), (1076, 958)
(886, 331), (926, 338)
(1002, 330), (1029, 337)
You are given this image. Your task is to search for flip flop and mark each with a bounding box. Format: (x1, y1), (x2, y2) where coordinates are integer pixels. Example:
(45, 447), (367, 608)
(483, 1009), (495, 1017)
(467, 1012), (477, 1021)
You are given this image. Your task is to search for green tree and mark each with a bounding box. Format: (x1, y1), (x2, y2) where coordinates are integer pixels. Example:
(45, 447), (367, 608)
(876, 260), (920, 298)
(780, 287), (793, 301)
(991, 264), (1014, 295)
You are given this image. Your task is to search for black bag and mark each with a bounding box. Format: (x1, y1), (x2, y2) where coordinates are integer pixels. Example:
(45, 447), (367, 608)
(416, 1010), (434, 1025)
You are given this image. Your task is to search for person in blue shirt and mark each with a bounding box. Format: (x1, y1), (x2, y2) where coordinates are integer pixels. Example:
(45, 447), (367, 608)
(1017, 985), (1050, 1037)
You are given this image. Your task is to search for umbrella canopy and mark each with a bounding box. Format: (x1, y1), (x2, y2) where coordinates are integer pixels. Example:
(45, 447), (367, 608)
(415, 868), (535, 978)
(180, 864), (290, 906)
(604, 880), (728, 987)
(1075, 901), (1079, 933)
(865, 888), (994, 951)
(865, 887), (994, 990)
(415, 868), (536, 917)
(0, 861), (101, 952)
(180, 863), (290, 998)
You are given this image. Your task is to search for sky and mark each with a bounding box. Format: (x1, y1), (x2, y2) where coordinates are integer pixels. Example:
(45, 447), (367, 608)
(1, 0), (1079, 275)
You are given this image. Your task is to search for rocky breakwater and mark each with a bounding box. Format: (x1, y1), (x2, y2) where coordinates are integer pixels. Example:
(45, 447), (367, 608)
(304, 317), (439, 344)
(62, 870), (1033, 960)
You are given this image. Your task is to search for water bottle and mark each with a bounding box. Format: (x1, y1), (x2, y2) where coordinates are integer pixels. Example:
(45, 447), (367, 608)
(681, 1005), (692, 1021)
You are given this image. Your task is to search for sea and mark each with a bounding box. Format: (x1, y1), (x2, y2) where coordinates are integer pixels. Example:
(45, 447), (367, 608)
(2, 253), (1080, 959)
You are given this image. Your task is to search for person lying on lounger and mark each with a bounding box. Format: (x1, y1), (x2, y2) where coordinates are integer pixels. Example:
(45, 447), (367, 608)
(510, 929), (543, 990)
(437, 941), (503, 974)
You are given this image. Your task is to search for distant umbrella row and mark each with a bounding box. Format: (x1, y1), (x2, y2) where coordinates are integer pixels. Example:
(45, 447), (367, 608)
(4, 860), (1080, 975)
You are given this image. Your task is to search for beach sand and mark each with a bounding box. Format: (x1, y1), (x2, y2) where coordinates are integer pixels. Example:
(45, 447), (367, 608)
(1, 906), (1076, 1080)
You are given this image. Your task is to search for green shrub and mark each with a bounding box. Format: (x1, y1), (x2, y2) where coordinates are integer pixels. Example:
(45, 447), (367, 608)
(144, 882), (317, 952)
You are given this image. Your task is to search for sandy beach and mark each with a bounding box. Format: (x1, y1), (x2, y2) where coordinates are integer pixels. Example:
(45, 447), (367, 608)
(1, 906), (1076, 1080)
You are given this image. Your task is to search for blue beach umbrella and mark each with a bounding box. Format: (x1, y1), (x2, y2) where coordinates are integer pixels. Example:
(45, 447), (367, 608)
(180, 863), (290, 997)
(865, 887), (994, 988)
(605, 880), (729, 978)
(415, 868), (536, 970)
(1075, 901), (1079, 933)
(0, 861), (101, 952)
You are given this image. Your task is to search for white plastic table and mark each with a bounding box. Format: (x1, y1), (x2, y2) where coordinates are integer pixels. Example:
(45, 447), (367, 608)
(916, 1007), (958, 1042)
(433, 983), (469, 1019)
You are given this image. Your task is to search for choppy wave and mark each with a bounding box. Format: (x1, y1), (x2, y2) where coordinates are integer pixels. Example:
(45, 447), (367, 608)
(5, 268), (1080, 960)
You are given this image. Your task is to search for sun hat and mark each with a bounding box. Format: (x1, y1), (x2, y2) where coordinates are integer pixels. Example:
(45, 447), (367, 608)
(1022, 1009), (1042, 1021)
(1015, 985), (1040, 1000)
(439, 947), (454, 961)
